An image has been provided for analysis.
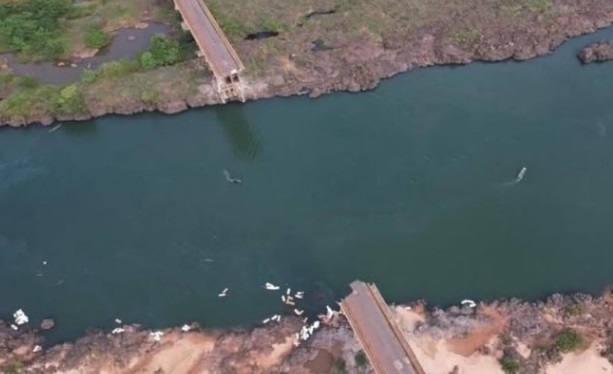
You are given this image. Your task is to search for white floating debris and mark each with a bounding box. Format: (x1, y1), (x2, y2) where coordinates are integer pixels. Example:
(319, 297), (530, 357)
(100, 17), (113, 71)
(111, 328), (125, 335)
(32, 345), (42, 353)
(218, 287), (229, 297)
(271, 314), (281, 322)
(313, 321), (320, 330)
(265, 282), (280, 290)
(281, 295), (287, 303)
(115, 318), (122, 324)
(10, 324), (18, 331)
(42, 261), (47, 266)
(181, 324), (191, 332)
(150, 331), (164, 342)
(262, 318), (271, 324)
(461, 299), (477, 308)
(286, 288), (291, 295)
(294, 309), (304, 316)
(404, 306), (412, 310)
(326, 305), (337, 320)
(294, 291), (304, 299)
(13, 309), (29, 325)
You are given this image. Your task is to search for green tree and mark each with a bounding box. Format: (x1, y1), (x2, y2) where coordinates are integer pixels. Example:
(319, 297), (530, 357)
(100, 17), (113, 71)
(84, 27), (110, 49)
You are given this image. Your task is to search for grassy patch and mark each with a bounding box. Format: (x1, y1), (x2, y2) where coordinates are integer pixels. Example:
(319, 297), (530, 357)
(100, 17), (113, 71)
(0, 83), (86, 117)
(554, 329), (583, 352)
(526, 0), (552, 14)
(451, 27), (481, 45)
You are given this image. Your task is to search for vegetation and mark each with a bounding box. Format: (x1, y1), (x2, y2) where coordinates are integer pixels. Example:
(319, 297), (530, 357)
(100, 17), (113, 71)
(565, 303), (583, 317)
(499, 352), (520, 374)
(354, 350), (368, 367)
(84, 27), (111, 49)
(0, 0), (73, 60)
(554, 329), (583, 352)
(2, 360), (25, 374)
(139, 35), (181, 69)
(332, 357), (347, 373)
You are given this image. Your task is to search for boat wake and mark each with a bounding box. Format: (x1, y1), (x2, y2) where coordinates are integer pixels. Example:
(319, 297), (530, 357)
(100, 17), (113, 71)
(503, 166), (527, 186)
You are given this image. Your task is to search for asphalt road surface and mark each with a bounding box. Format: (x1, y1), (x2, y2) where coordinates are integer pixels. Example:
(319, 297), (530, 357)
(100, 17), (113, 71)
(342, 282), (416, 374)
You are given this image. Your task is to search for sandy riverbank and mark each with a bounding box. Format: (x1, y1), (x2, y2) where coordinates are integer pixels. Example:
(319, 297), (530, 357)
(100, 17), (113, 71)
(2, 289), (613, 373)
(1, 0), (613, 127)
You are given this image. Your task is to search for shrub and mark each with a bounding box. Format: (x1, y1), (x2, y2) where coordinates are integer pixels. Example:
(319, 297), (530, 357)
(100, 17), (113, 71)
(80, 69), (100, 84)
(555, 329), (582, 352)
(140, 90), (159, 103)
(354, 350), (368, 367)
(499, 352), (519, 374)
(0, 0), (72, 59)
(56, 84), (86, 113)
(565, 303), (582, 317)
(138, 35), (180, 69)
(332, 358), (346, 373)
(17, 75), (39, 89)
(84, 27), (110, 49)
(100, 59), (140, 79)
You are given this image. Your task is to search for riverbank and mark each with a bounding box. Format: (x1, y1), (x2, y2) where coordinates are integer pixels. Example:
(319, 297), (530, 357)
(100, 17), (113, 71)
(2, 289), (612, 373)
(1, 0), (613, 127)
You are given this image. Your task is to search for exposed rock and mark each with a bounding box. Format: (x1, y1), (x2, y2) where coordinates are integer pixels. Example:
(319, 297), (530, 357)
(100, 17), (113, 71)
(40, 319), (55, 331)
(578, 40), (613, 63)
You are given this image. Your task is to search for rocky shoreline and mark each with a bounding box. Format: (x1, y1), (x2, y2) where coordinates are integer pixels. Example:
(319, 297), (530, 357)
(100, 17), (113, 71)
(1, 288), (613, 373)
(578, 40), (613, 63)
(2, 0), (613, 127)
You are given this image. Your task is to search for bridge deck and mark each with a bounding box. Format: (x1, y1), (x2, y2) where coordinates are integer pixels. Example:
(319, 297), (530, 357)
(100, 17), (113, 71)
(340, 281), (425, 374)
(174, 0), (243, 79)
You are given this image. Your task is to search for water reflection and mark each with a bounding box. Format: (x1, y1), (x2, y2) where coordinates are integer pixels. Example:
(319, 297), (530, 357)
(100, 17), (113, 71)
(215, 104), (260, 160)
(63, 120), (98, 137)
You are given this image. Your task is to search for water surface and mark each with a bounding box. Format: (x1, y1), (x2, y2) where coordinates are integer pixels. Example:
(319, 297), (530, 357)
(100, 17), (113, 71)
(1, 27), (613, 343)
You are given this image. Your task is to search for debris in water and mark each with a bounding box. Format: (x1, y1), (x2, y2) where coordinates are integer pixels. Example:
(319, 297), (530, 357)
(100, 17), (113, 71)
(42, 261), (47, 266)
(265, 282), (280, 290)
(111, 328), (124, 334)
(223, 170), (242, 184)
(10, 324), (18, 331)
(218, 287), (229, 297)
(294, 309), (304, 316)
(32, 345), (42, 353)
(294, 291), (304, 299)
(262, 318), (271, 324)
(461, 299), (477, 308)
(13, 309), (29, 325)
(203, 258), (214, 262)
(150, 331), (164, 342)
(48, 123), (63, 133)
(286, 288), (291, 295)
(181, 324), (191, 332)
(115, 318), (122, 324)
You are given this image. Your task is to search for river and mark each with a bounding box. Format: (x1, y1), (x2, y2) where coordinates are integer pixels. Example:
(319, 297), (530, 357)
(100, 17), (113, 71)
(1, 28), (613, 344)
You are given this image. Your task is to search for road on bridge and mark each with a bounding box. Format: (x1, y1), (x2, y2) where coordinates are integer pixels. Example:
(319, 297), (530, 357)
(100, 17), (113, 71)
(341, 281), (425, 374)
(174, 0), (242, 78)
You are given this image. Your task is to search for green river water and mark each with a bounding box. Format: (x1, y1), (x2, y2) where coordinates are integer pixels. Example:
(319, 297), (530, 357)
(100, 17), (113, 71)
(1, 28), (613, 343)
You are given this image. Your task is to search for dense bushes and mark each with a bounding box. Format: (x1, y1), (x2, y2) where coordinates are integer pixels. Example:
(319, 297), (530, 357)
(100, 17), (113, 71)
(1, 84), (86, 117)
(139, 35), (181, 69)
(84, 27), (110, 49)
(554, 329), (582, 352)
(0, 0), (72, 59)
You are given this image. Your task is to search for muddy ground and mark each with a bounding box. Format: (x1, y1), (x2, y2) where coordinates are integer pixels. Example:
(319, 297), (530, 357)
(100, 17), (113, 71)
(2, 0), (613, 126)
(2, 289), (613, 373)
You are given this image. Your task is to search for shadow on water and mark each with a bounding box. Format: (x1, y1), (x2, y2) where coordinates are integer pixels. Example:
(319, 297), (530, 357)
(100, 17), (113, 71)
(214, 104), (260, 160)
(62, 121), (98, 137)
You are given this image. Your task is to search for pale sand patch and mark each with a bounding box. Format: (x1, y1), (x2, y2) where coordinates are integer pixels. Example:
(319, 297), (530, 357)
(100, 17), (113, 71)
(410, 337), (504, 374)
(394, 306), (504, 373)
(516, 341), (531, 359)
(256, 335), (295, 369)
(123, 332), (215, 374)
(546, 344), (613, 374)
